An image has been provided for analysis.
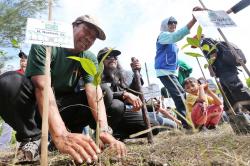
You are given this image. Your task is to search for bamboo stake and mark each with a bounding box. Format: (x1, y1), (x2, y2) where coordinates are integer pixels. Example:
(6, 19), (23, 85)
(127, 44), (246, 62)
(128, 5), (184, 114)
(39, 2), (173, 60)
(132, 57), (153, 143)
(40, 0), (52, 165)
(144, 62), (157, 120)
(145, 62), (150, 86)
(95, 86), (100, 147)
(195, 57), (206, 80)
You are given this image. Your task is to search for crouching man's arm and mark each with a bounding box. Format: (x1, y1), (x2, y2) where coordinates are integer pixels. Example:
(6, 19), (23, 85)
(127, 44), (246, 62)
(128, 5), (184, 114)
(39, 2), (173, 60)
(32, 75), (101, 164)
(85, 83), (127, 158)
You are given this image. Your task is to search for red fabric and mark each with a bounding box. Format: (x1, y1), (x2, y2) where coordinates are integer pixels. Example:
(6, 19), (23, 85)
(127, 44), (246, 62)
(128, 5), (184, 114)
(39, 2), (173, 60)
(191, 102), (223, 127)
(16, 69), (25, 75)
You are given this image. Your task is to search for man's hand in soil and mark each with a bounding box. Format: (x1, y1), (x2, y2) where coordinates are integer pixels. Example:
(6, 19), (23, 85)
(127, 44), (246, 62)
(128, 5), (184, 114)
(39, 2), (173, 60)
(100, 132), (127, 158)
(53, 132), (101, 164)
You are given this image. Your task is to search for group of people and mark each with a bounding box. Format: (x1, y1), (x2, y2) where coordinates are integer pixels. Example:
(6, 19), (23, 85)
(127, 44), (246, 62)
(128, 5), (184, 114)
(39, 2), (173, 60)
(154, 3), (250, 132)
(0, 1), (250, 164)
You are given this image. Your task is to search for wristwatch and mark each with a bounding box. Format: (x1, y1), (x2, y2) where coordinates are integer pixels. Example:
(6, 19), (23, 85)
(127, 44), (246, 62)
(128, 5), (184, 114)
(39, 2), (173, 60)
(100, 126), (113, 135)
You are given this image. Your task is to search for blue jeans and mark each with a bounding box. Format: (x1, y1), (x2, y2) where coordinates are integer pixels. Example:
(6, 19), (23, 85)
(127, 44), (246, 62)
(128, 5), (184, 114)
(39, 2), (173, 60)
(148, 112), (177, 128)
(0, 122), (13, 150)
(159, 75), (187, 127)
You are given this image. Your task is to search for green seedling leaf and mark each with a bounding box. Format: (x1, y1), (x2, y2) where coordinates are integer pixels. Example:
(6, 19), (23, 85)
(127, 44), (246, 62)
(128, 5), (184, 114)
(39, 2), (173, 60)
(196, 25), (202, 40)
(67, 56), (97, 76)
(204, 64), (209, 69)
(202, 44), (210, 51)
(93, 62), (104, 86)
(246, 78), (250, 88)
(181, 43), (190, 50)
(93, 74), (102, 86)
(208, 57), (216, 65)
(187, 37), (200, 48)
(11, 39), (20, 48)
(184, 52), (203, 57)
(97, 62), (104, 76)
(216, 89), (221, 95)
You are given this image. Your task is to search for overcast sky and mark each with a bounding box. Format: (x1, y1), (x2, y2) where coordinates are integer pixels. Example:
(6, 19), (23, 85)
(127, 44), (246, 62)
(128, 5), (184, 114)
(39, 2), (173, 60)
(4, 0), (250, 87)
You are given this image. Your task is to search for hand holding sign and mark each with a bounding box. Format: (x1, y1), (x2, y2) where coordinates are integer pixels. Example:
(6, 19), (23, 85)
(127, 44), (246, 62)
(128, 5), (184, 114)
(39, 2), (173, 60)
(193, 10), (237, 28)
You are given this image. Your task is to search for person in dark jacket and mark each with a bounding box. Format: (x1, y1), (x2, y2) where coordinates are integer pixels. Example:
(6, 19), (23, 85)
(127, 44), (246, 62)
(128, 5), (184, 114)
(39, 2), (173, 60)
(199, 37), (250, 113)
(98, 47), (159, 139)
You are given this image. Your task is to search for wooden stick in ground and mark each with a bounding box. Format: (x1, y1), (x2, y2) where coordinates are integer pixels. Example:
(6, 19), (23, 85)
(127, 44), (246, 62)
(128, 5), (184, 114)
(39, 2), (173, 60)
(95, 86), (100, 147)
(144, 62), (157, 120)
(145, 62), (150, 86)
(131, 57), (153, 144)
(40, 0), (52, 165)
(195, 57), (206, 80)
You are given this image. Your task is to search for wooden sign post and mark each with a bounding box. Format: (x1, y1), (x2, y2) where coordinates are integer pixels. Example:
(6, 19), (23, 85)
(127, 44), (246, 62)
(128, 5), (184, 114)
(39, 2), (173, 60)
(132, 58), (154, 143)
(40, 0), (52, 165)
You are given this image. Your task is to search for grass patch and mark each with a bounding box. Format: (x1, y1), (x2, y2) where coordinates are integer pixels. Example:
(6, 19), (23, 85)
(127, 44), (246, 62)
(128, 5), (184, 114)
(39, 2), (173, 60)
(1, 124), (250, 165)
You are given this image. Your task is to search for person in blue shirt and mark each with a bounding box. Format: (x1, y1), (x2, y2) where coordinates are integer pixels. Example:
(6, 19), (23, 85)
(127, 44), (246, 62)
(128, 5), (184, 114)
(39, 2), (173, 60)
(154, 6), (203, 128)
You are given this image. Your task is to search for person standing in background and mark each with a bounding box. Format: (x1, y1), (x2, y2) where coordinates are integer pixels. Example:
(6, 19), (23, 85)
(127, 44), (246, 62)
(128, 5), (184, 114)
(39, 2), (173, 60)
(154, 6), (203, 128)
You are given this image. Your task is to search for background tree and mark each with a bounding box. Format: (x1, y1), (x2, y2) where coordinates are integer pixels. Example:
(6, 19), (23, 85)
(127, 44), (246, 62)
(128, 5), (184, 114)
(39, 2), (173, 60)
(0, 0), (57, 47)
(0, 0), (58, 73)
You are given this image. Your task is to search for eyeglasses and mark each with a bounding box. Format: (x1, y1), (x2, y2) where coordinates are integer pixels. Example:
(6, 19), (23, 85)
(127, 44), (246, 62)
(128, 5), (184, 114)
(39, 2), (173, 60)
(105, 55), (118, 60)
(168, 21), (177, 25)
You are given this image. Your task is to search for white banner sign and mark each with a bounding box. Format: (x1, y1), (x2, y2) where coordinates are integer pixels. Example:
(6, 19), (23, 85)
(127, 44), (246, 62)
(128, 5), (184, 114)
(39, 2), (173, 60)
(142, 84), (161, 100)
(193, 10), (237, 28)
(25, 18), (74, 48)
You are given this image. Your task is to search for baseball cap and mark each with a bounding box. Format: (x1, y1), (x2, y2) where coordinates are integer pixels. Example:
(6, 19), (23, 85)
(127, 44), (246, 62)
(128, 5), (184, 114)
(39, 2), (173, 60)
(73, 15), (106, 40)
(18, 51), (27, 59)
(97, 47), (121, 62)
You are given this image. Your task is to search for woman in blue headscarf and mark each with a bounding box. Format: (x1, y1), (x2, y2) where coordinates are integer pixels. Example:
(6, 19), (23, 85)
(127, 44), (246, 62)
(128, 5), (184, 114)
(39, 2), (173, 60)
(154, 6), (203, 128)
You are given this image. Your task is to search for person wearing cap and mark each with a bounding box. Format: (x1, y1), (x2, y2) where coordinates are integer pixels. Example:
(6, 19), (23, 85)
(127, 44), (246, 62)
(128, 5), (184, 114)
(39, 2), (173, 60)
(16, 51), (28, 74)
(98, 47), (159, 139)
(154, 6), (203, 129)
(0, 15), (126, 164)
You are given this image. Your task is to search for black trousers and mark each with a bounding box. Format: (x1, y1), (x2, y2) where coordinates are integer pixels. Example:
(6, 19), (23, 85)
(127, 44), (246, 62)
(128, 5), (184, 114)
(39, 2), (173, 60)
(101, 84), (159, 139)
(0, 71), (96, 142)
(219, 72), (250, 111)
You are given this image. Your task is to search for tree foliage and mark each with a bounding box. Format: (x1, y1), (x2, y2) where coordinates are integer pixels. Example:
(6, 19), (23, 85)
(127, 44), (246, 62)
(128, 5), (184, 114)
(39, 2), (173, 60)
(0, 0), (55, 47)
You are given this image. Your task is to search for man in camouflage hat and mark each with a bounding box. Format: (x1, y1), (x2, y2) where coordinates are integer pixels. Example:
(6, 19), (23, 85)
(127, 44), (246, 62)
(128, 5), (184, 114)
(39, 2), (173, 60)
(0, 15), (126, 164)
